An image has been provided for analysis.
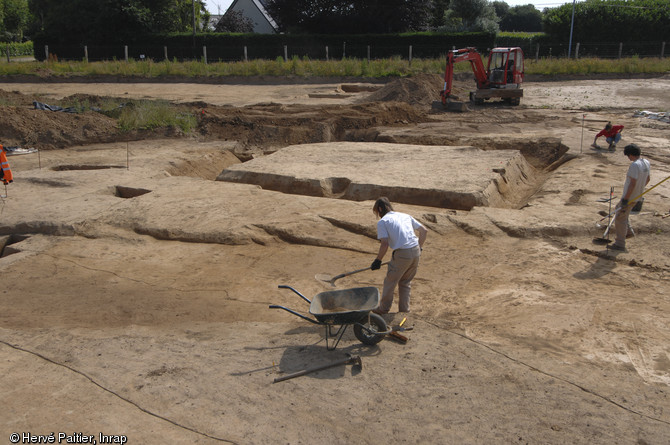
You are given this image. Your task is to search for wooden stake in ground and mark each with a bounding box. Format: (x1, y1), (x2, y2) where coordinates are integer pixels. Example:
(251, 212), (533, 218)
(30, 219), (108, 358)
(580, 114), (585, 153)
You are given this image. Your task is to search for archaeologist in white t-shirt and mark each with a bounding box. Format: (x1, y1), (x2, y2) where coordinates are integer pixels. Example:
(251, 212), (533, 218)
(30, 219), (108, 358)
(371, 197), (427, 314)
(611, 144), (650, 251)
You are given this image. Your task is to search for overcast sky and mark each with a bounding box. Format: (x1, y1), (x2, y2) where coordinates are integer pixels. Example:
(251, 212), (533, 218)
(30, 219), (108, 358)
(204, 0), (232, 15)
(203, 0), (576, 16)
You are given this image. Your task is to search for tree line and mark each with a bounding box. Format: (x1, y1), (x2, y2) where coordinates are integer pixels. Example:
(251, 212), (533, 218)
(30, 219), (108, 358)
(3, 0), (669, 45)
(2, 0), (210, 43)
(223, 0), (544, 34)
(261, 0), (668, 41)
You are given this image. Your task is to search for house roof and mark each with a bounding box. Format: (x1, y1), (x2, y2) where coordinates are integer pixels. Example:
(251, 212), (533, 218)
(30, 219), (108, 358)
(227, 0), (278, 33)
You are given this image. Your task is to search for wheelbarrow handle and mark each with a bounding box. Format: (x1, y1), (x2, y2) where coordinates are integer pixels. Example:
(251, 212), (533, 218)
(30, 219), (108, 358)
(278, 285), (311, 304)
(269, 304), (319, 324)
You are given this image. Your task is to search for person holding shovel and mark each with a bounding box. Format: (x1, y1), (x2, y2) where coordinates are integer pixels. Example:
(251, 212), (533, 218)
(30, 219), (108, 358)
(611, 144), (650, 251)
(371, 197), (427, 314)
(592, 122), (624, 151)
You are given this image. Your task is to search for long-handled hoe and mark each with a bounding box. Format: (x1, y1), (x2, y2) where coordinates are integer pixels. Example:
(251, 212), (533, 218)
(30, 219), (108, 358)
(593, 187), (614, 244)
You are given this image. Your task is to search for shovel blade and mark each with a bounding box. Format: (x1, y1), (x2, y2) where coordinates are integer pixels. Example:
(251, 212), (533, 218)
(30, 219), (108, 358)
(315, 273), (336, 287)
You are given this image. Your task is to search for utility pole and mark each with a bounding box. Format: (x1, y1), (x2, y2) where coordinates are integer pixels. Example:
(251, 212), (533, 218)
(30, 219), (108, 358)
(192, 0), (197, 49)
(568, 0), (576, 58)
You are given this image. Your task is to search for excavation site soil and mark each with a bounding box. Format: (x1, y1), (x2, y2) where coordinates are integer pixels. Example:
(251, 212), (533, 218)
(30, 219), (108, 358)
(1, 73), (670, 444)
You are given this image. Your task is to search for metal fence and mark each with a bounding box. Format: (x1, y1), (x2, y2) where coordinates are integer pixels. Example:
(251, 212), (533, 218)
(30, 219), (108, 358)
(39, 40), (667, 63)
(517, 41), (667, 60)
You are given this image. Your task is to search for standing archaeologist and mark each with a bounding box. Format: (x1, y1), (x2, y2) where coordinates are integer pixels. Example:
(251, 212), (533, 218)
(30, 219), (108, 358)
(611, 144), (650, 251)
(370, 197), (427, 314)
(0, 145), (14, 185)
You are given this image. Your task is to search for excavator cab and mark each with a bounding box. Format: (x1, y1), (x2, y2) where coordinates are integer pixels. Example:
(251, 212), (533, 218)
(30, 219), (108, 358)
(487, 47), (524, 87)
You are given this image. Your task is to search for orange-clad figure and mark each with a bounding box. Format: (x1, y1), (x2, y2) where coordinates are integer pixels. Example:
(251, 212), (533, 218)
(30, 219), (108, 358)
(0, 145), (13, 185)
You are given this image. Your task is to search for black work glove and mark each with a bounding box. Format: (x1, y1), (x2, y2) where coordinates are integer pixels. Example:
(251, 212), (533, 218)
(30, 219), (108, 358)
(371, 259), (382, 270)
(619, 198), (629, 208)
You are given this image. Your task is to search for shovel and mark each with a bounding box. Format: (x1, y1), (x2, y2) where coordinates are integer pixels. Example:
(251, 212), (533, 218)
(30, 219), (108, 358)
(316, 262), (389, 287)
(273, 354), (362, 383)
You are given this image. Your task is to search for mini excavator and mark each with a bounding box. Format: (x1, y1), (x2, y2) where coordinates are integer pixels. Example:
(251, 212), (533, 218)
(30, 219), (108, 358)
(440, 47), (524, 111)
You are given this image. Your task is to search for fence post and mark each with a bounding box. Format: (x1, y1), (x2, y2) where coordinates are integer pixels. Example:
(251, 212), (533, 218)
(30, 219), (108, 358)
(164, 46), (168, 61)
(367, 45), (370, 63)
(124, 45), (128, 62)
(535, 43), (540, 62)
(202, 46), (207, 64)
(325, 45), (329, 61)
(618, 42), (623, 59)
(661, 41), (665, 58)
(409, 45), (412, 67)
(575, 42), (580, 59)
(343, 42), (346, 59)
(84, 45), (88, 63)
(244, 46), (248, 62)
(283, 45), (287, 62)
(5, 44), (10, 63)
(45, 45), (49, 61)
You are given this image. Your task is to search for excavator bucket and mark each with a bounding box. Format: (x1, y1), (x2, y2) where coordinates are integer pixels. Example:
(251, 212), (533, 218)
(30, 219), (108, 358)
(443, 95), (468, 112)
(445, 100), (468, 112)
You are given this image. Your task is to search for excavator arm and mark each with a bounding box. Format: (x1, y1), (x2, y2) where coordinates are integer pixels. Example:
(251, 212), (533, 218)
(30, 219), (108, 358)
(441, 47), (490, 104)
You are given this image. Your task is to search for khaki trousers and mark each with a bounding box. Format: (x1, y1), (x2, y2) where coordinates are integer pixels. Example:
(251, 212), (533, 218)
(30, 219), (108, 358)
(379, 246), (421, 313)
(613, 204), (634, 247)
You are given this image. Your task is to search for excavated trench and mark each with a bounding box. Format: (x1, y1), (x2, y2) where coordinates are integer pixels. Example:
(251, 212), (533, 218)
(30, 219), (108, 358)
(52, 165), (126, 171)
(115, 185), (152, 198)
(199, 101), (430, 161)
(213, 135), (569, 211)
(0, 234), (30, 258)
(196, 95), (569, 211)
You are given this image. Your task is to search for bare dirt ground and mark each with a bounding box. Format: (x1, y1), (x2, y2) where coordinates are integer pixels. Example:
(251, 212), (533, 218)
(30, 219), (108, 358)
(1, 73), (670, 444)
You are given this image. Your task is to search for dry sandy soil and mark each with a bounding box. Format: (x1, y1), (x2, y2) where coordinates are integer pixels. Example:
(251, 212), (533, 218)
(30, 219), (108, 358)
(1, 73), (670, 444)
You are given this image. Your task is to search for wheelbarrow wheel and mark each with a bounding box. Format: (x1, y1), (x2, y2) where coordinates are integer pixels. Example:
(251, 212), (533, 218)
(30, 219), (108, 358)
(354, 313), (387, 346)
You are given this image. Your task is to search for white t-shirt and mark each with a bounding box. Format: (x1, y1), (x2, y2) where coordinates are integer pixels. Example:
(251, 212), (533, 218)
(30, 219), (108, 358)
(376, 211), (423, 250)
(623, 158), (650, 201)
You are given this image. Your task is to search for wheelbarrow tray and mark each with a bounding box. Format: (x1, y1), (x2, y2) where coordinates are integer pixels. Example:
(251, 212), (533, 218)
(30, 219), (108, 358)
(309, 286), (380, 324)
(270, 285), (387, 350)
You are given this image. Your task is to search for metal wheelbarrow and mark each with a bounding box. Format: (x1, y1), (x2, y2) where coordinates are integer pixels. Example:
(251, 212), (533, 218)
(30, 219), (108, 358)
(269, 285), (390, 350)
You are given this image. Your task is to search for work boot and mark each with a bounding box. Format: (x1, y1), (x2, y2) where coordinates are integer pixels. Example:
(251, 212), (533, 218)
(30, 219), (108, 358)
(610, 243), (626, 252)
(608, 142), (616, 151)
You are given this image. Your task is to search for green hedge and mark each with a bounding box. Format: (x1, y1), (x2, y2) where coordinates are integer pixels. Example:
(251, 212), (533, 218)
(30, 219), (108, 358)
(1, 41), (33, 57)
(543, 0), (670, 44)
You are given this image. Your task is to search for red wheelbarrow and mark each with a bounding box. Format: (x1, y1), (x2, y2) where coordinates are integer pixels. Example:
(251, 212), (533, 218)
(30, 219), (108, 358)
(269, 285), (390, 350)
